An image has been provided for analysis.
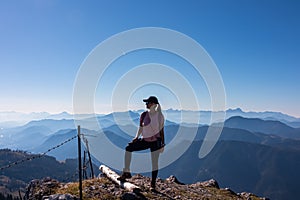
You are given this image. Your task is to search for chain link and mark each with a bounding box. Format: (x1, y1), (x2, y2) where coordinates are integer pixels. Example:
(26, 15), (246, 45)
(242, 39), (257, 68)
(0, 135), (77, 171)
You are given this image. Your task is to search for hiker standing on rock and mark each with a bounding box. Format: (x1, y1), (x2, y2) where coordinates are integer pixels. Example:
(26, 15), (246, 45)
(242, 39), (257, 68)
(118, 96), (165, 190)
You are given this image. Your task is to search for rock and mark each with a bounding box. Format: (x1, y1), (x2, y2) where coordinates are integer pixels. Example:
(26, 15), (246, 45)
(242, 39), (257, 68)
(166, 175), (184, 185)
(200, 179), (219, 189)
(223, 187), (236, 195)
(238, 192), (270, 200)
(23, 173), (267, 200)
(24, 178), (61, 200)
(42, 194), (77, 200)
(121, 192), (145, 200)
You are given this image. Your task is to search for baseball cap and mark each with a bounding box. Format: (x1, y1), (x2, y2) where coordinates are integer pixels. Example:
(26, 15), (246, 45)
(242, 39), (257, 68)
(143, 96), (159, 104)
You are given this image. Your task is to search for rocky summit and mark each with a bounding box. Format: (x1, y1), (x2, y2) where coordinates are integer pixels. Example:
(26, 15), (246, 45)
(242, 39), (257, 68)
(24, 174), (267, 200)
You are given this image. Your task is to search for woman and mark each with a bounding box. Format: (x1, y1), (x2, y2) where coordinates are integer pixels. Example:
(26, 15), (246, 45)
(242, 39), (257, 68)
(118, 96), (165, 190)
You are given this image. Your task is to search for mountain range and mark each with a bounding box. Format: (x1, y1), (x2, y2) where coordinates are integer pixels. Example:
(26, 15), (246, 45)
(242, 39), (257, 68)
(1, 108), (300, 128)
(1, 109), (300, 199)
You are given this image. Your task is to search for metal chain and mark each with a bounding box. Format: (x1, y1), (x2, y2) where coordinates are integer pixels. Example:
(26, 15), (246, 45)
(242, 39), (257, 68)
(0, 135), (77, 171)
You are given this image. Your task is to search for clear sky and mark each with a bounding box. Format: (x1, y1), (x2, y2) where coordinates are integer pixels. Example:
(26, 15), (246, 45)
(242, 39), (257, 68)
(0, 0), (299, 117)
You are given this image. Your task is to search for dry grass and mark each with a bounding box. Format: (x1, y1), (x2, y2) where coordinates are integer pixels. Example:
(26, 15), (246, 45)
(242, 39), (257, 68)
(54, 178), (120, 200)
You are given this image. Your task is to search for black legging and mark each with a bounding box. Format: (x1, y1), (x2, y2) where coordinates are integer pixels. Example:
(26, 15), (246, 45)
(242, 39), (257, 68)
(124, 139), (161, 184)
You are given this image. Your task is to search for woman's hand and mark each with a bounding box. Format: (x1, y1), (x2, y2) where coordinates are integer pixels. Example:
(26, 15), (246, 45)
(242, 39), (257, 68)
(132, 137), (139, 143)
(159, 146), (164, 153)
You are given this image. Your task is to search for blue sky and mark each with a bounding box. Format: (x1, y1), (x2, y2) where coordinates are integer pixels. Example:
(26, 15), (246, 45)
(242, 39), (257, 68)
(0, 0), (299, 117)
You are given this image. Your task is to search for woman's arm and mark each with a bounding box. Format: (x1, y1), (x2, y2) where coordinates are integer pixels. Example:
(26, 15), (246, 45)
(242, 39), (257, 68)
(133, 112), (146, 142)
(159, 127), (165, 146)
(159, 114), (165, 146)
(133, 126), (143, 142)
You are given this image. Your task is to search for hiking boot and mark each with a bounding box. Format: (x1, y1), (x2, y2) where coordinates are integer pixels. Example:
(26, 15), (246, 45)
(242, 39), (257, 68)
(150, 181), (156, 191)
(117, 171), (132, 181)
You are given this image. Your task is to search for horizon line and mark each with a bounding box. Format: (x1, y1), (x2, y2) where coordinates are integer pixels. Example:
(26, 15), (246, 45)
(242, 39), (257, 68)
(0, 107), (299, 119)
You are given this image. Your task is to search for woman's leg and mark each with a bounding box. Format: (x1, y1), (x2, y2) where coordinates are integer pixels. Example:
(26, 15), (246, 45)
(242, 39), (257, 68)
(122, 139), (149, 175)
(151, 151), (159, 187)
(150, 141), (161, 188)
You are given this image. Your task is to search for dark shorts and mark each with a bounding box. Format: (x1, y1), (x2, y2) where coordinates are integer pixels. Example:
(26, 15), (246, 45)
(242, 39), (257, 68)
(126, 138), (162, 152)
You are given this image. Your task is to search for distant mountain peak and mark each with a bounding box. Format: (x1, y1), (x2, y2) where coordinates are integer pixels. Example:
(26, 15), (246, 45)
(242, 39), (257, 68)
(225, 115), (300, 139)
(227, 108), (243, 112)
